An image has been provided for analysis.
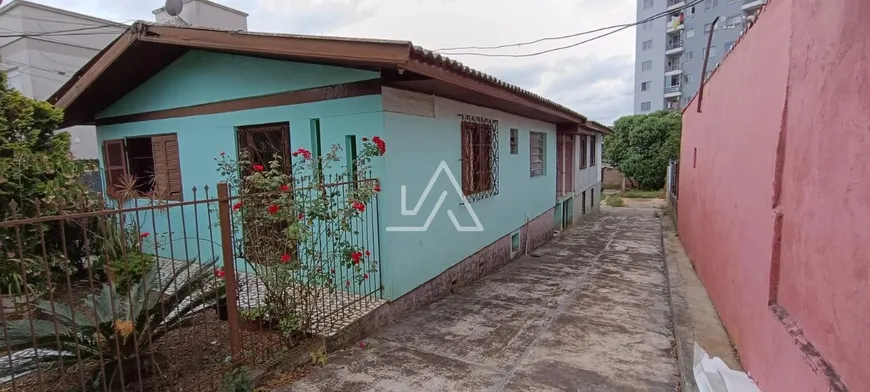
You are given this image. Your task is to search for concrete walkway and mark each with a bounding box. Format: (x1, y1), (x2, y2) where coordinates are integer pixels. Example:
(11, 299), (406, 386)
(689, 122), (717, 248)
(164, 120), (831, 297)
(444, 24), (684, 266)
(281, 208), (678, 392)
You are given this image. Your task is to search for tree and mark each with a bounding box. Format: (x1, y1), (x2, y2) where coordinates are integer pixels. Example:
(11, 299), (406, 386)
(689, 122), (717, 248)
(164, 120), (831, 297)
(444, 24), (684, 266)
(603, 110), (681, 190)
(0, 71), (100, 294)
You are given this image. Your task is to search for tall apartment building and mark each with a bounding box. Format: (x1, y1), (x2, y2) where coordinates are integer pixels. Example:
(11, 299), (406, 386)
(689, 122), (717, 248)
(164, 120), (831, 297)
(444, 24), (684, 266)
(633, 0), (767, 113)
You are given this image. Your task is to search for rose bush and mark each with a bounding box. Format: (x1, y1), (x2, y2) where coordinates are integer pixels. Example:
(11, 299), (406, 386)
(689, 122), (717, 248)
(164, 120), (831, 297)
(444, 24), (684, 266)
(214, 137), (385, 345)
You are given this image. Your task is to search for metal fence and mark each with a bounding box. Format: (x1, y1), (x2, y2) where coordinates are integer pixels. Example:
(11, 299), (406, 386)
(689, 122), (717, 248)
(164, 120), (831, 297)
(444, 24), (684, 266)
(0, 175), (382, 391)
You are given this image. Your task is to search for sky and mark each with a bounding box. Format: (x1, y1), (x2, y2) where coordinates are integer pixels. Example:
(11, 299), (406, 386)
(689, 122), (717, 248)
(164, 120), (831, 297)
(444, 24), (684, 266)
(37, 0), (637, 124)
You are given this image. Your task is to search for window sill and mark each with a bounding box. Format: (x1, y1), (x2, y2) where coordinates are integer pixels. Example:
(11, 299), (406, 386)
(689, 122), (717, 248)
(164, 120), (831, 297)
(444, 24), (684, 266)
(461, 189), (498, 205)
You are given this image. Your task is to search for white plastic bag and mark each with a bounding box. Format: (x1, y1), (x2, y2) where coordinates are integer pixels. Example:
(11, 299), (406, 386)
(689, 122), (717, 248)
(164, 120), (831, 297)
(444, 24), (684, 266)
(693, 343), (761, 392)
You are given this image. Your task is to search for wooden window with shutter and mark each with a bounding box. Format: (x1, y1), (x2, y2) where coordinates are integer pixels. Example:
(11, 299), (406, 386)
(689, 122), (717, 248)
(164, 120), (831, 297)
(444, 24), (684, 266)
(579, 135), (588, 169)
(102, 139), (128, 198)
(151, 134), (184, 201)
(101, 134), (183, 201)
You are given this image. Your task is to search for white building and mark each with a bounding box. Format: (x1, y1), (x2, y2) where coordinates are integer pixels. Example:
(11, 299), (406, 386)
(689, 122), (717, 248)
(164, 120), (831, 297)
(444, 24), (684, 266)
(0, 0), (127, 159)
(153, 0), (248, 31)
(0, 0), (248, 160)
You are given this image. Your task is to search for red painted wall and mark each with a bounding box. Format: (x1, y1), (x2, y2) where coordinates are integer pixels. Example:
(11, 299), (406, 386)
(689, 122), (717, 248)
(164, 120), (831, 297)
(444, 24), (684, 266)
(678, 0), (870, 391)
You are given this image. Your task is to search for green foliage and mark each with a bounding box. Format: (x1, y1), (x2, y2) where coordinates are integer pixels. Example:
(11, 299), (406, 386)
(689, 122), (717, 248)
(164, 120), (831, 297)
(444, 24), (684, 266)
(90, 216), (163, 292)
(107, 253), (156, 292)
(0, 71), (102, 294)
(310, 347), (328, 366)
(221, 364), (254, 392)
(239, 306), (268, 322)
(0, 258), (226, 389)
(621, 190), (663, 199)
(604, 110), (681, 190)
(605, 195), (625, 207)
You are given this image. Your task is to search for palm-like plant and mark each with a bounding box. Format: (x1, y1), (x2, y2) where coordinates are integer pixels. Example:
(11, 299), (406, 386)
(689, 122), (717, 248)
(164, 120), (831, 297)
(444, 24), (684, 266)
(0, 258), (226, 390)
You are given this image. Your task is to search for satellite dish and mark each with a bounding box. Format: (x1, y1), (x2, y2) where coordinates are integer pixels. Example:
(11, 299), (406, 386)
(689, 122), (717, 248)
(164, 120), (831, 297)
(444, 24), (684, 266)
(165, 0), (183, 17)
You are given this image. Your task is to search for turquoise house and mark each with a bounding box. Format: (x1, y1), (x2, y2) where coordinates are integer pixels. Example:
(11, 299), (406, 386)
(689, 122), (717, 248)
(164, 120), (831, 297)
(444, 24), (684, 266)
(51, 22), (610, 307)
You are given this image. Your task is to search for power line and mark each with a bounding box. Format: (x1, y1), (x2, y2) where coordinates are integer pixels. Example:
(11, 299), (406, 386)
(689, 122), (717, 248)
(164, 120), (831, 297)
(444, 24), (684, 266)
(0, 13), (134, 27)
(436, 0), (703, 57)
(3, 58), (74, 75)
(0, 24), (125, 38)
(4, 66), (69, 84)
(434, 24), (633, 52)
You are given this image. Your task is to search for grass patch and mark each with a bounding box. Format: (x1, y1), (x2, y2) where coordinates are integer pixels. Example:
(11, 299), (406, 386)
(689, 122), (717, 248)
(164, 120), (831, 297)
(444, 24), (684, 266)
(605, 195), (625, 207)
(621, 189), (663, 199)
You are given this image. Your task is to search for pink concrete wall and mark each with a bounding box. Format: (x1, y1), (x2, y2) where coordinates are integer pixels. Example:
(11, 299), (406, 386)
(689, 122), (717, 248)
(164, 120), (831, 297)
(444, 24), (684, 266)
(776, 0), (870, 389)
(678, 0), (869, 390)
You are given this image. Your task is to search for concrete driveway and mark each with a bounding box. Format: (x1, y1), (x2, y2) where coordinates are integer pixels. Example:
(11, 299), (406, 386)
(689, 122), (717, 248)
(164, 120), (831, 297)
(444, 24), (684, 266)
(281, 207), (677, 392)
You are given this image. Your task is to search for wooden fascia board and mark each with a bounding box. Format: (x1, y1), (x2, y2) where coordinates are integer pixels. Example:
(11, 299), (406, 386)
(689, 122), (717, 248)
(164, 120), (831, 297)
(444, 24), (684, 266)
(139, 25), (412, 66)
(53, 30), (136, 109)
(400, 59), (585, 125)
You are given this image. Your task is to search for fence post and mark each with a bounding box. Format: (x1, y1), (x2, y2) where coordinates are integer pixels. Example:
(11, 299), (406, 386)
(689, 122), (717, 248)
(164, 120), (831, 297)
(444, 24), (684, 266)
(217, 182), (242, 361)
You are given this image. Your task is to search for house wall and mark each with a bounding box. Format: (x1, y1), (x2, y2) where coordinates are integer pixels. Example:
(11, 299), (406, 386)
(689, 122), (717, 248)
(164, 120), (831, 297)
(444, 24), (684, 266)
(95, 51), (385, 288)
(569, 133), (602, 224)
(380, 89), (557, 299)
(678, 0), (869, 390)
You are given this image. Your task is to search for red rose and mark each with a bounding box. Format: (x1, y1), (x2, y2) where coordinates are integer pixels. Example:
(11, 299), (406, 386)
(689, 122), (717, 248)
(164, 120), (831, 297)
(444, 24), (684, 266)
(292, 152), (298, 157)
(232, 201), (243, 211)
(352, 201), (366, 212)
(280, 184), (289, 191)
(345, 280), (351, 287)
(281, 254), (290, 263)
(362, 137), (369, 142)
(373, 184), (381, 193)
(365, 250), (371, 257)
(296, 148), (312, 160)
(214, 268), (225, 278)
(268, 204), (279, 215)
(359, 341), (367, 349)
(220, 151), (226, 156)
(253, 164), (264, 172)
(330, 268), (335, 274)
(372, 136), (386, 155)
(351, 251), (363, 265)
(298, 213), (305, 220)
(140, 232), (150, 238)
(363, 273), (369, 280)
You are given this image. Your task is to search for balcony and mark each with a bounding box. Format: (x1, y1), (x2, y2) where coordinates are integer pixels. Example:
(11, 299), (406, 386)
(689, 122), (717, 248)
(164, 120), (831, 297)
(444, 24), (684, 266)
(665, 40), (684, 55)
(664, 85), (682, 98)
(742, 0), (766, 12)
(666, 18), (685, 34)
(666, 99), (682, 111)
(665, 64), (683, 76)
(667, 0), (686, 12)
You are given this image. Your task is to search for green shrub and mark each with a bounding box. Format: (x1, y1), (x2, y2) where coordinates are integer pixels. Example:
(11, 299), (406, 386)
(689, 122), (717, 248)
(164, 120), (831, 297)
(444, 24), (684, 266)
(0, 258), (226, 389)
(606, 195), (625, 207)
(0, 71), (104, 293)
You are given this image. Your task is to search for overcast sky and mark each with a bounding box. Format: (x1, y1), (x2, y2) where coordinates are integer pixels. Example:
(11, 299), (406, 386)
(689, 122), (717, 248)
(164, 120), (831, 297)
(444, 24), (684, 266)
(40, 0), (636, 124)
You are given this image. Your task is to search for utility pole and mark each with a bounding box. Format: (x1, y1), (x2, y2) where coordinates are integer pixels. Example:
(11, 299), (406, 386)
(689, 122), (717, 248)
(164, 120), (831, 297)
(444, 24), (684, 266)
(697, 16), (719, 113)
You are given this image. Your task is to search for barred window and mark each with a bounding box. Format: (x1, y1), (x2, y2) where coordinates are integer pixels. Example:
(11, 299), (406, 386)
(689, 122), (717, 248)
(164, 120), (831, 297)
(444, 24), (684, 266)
(530, 131), (546, 178)
(460, 114), (499, 201)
